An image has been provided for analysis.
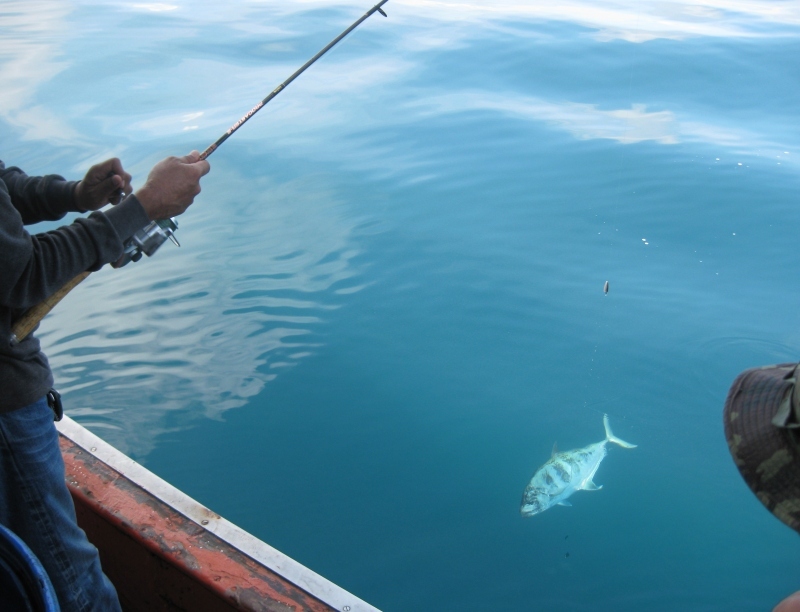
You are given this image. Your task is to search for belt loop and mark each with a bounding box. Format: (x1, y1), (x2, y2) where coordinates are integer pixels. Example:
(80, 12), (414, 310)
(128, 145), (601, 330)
(46, 389), (63, 422)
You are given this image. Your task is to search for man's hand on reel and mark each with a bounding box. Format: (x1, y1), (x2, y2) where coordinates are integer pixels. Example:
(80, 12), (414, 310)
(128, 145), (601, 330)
(74, 158), (133, 212)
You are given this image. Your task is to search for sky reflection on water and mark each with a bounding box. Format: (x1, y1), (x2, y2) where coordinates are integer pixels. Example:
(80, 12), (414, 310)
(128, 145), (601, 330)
(3, 0), (799, 164)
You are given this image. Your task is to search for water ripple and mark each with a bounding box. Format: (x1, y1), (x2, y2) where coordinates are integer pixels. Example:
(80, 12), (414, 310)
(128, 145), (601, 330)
(38, 168), (366, 454)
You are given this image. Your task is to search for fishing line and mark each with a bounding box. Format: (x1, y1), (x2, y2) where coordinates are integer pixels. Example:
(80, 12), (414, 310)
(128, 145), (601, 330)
(10, 0), (391, 345)
(582, 0), (643, 418)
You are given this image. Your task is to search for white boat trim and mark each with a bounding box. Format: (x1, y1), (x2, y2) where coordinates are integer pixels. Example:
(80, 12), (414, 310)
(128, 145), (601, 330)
(57, 415), (380, 612)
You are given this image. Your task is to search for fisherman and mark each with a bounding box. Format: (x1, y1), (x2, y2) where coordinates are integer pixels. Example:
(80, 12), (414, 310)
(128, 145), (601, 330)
(0, 152), (210, 610)
(723, 363), (800, 612)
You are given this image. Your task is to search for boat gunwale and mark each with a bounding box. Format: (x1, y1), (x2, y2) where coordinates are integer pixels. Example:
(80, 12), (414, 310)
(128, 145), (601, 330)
(56, 415), (379, 612)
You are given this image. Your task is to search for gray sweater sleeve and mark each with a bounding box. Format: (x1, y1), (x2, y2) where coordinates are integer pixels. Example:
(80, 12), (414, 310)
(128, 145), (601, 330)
(0, 161), (150, 309)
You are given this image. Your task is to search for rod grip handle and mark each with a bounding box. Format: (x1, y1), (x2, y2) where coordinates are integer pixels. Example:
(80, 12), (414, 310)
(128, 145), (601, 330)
(10, 271), (91, 345)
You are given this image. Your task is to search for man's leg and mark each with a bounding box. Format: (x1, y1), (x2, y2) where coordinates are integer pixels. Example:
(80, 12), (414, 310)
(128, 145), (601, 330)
(0, 397), (121, 612)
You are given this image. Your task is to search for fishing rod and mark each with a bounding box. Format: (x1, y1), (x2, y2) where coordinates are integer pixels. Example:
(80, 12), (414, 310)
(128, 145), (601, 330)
(200, 0), (389, 161)
(10, 0), (390, 345)
(112, 0), (388, 269)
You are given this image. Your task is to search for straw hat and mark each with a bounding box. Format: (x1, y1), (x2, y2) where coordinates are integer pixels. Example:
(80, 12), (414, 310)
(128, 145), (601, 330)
(723, 363), (800, 534)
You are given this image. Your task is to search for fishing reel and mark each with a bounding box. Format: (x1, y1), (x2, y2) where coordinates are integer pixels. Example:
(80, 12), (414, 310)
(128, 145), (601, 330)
(113, 218), (180, 268)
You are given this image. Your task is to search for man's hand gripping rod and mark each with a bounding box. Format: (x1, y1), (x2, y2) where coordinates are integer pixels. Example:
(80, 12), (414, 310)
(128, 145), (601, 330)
(9, 0), (390, 346)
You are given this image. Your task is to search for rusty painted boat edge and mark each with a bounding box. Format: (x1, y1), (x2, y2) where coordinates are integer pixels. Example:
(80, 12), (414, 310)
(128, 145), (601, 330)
(56, 415), (380, 612)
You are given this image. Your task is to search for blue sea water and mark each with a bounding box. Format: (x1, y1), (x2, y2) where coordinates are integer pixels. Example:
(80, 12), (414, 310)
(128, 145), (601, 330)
(2, 1), (800, 609)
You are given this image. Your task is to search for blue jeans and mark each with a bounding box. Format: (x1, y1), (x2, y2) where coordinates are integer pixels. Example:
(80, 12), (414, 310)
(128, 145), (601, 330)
(0, 397), (121, 611)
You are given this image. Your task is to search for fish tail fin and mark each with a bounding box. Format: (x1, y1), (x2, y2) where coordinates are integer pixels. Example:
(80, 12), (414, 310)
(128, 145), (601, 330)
(603, 414), (637, 448)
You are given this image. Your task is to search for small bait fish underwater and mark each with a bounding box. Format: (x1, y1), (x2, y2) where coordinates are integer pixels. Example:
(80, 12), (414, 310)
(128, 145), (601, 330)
(520, 414), (636, 518)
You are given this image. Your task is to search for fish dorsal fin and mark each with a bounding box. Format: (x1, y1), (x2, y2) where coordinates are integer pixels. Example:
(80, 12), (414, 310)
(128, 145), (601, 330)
(551, 442), (558, 458)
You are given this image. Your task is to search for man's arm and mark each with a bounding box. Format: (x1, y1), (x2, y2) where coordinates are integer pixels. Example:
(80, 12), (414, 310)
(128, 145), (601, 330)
(0, 161), (80, 224)
(0, 189), (149, 310)
(0, 152), (209, 310)
(0, 158), (133, 223)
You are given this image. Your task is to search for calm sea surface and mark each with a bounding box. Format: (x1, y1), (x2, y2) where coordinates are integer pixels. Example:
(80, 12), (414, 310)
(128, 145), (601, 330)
(3, 1), (800, 609)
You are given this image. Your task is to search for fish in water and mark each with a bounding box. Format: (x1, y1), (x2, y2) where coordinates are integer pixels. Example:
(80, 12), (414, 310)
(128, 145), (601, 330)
(520, 414), (636, 517)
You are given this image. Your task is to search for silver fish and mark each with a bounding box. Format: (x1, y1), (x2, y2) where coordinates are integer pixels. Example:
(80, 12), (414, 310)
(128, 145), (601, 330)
(520, 414), (636, 517)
